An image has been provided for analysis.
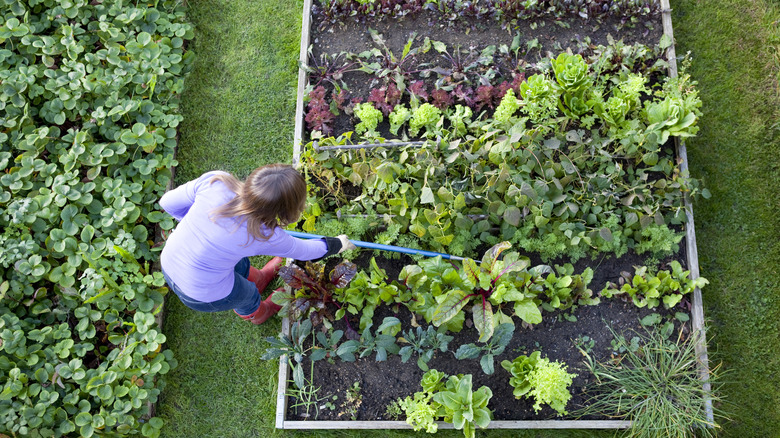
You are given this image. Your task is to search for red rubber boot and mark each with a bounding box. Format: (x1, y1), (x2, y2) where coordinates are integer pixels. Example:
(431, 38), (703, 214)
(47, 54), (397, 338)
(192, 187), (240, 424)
(234, 289), (283, 324)
(247, 257), (284, 293)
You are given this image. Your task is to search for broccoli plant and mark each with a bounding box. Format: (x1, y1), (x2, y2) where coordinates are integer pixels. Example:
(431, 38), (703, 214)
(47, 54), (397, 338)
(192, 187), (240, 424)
(454, 323), (515, 374)
(398, 325), (453, 371)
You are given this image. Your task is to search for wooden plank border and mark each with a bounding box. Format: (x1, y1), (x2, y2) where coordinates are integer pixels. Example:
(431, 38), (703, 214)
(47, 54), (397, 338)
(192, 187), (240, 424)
(282, 419), (631, 430)
(280, 0), (711, 429)
(660, 0), (714, 424)
(292, 0), (313, 167)
(146, 146), (177, 420)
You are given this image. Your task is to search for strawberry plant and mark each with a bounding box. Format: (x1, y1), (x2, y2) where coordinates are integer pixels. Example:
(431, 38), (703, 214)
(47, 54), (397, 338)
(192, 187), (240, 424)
(0, 0), (192, 436)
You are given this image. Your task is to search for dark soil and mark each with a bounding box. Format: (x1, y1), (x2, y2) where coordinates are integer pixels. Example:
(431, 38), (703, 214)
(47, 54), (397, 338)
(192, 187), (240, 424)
(287, 247), (692, 422)
(312, 10), (662, 61)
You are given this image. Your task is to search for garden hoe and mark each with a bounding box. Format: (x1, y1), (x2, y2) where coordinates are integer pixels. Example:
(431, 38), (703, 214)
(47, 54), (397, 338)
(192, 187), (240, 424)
(286, 231), (468, 262)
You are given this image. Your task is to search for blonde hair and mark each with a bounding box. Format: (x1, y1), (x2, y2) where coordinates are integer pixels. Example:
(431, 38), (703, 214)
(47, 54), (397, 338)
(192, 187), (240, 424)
(209, 164), (307, 241)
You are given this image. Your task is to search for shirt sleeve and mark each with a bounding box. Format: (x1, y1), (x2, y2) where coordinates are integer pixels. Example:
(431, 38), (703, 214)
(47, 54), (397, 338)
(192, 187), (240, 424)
(254, 228), (330, 261)
(159, 171), (226, 221)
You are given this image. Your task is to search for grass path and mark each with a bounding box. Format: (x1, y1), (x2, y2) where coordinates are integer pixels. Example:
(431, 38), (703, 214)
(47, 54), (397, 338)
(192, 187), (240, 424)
(672, 0), (780, 435)
(158, 0), (780, 436)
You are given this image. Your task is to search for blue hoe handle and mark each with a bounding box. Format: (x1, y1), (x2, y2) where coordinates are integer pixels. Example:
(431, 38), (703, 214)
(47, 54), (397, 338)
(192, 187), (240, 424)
(286, 230), (467, 262)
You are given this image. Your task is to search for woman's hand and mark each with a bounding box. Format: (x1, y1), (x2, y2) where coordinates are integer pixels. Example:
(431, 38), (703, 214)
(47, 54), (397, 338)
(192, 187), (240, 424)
(337, 235), (357, 253)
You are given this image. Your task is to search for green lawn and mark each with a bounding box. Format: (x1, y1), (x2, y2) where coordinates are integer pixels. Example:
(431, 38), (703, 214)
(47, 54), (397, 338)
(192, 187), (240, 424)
(157, 0), (780, 436)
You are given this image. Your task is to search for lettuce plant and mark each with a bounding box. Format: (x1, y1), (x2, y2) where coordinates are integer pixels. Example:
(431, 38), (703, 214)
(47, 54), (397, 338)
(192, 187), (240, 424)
(353, 102), (383, 137)
(397, 369), (492, 438)
(408, 102), (442, 138)
(551, 52), (593, 117)
(431, 373), (493, 438)
(493, 88), (521, 122)
(398, 391), (439, 433)
(519, 74), (560, 124)
(389, 103), (412, 135)
(644, 96), (699, 144)
(501, 352), (576, 415)
(447, 104), (473, 137)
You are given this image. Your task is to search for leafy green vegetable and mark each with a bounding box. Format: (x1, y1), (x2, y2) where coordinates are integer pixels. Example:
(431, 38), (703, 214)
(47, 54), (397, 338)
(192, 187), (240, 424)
(398, 325), (453, 371)
(274, 260), (358, 326)
(397, 369), (493, 438)
(354, 102), (384, 138)
(493, 89), (521, 122)
(454, 323), (515, 374)
(601, 261), (708, 309)
(409, 103), (442, 138)
(502, 351), (576, 415)
(389, 104), (412, 135)
(431, 374), (493, 438)
(401, 242), (595, 341)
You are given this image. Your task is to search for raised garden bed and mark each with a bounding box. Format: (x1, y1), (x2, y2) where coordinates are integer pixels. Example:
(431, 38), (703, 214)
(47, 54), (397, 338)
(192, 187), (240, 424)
(272, 0), (714, 434)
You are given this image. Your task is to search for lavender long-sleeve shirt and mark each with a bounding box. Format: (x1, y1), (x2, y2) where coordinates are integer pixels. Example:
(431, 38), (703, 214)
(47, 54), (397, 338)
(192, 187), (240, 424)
(159, 171), (327, 302)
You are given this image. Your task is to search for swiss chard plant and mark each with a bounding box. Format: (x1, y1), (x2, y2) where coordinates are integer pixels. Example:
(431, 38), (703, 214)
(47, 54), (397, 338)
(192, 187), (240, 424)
(601, 261), (708, 309)
(273, 261), (358, 327)
(334, 257), (411, 330)
(401, 242), (595, 341)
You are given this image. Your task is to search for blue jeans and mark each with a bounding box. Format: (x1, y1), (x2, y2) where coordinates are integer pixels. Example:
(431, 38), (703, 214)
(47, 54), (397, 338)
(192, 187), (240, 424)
(162, 257), (261, 316)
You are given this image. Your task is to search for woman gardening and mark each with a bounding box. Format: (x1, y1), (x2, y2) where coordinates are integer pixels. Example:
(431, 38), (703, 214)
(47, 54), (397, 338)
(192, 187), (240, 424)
(159, 164), (355, 324)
